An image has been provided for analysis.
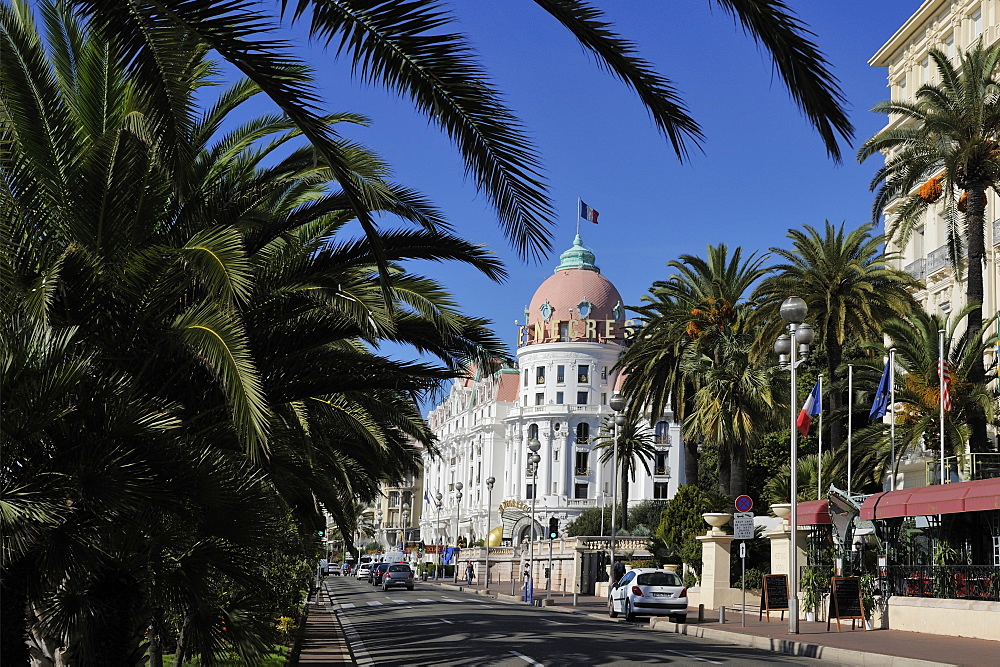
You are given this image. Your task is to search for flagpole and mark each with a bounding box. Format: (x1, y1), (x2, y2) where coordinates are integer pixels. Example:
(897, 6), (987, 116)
(817, 374), (823, 500)
(889, 348), (896, 491)
(847, 365), (853, 497)
(576, 197), (581, 237)
(939, 329), (945, 485)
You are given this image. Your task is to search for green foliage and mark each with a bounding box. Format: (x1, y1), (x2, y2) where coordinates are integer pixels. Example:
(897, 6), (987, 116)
(628, 499), (668, 534)
(654, 486), (711, 577)
(565, 506), (621, 537)
(801, 566), (832, 613)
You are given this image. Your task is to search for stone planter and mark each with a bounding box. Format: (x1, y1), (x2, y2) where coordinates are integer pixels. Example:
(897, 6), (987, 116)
(701, 512), (731, 536)
(771, 503), (792, 529)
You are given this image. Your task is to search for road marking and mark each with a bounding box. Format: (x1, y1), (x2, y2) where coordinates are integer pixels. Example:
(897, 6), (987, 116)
(366, 601), (382, 606)
(662, 649), (723, 664)
(418, 598), (435, 603)
(390, 599), (407, 604)
(545, 619), (564, 625)
(339, 603), (355, 609)
(509, 650), (544, 666)
(338, 613), (374, 665)
(441, 597), (460, 602)
(440, 618), (454, 624)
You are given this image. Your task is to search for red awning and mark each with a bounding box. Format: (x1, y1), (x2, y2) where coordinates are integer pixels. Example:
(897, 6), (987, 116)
(796, 499), (831, 525)
(859, 477), (1000, 520)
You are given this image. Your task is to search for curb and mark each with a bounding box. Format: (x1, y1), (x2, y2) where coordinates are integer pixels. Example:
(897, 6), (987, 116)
(647, 619), (953, 667)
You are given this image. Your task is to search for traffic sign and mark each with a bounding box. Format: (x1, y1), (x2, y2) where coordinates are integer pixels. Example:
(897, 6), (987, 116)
(739, 541), (746, 558)
(735, 495), (753, 512)
(733, 511), (755, 540)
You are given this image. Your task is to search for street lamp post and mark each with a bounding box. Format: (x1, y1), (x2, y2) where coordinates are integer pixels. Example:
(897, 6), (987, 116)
(376, 509), (383, 553)
(773, 296), (814, 635)
(402, 502), (410, 550)
(609, 393), (627, 578)
(485, 476), (495, 589)
(454, 482), (463, 582)
(435, 491), (443, 578)
(527, 438), (541, 602)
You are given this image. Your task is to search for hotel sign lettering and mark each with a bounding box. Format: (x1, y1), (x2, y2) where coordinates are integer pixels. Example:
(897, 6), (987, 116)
(517, 319), (635, 346)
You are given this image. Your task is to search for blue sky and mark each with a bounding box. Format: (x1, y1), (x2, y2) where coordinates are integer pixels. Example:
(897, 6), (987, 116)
(285, 2), (921, 364)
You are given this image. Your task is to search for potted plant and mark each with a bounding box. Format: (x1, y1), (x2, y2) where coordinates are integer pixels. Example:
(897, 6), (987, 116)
(701, 492), (734, 536)
(860, 573), (879, 630)
(800, 568), (826, 622)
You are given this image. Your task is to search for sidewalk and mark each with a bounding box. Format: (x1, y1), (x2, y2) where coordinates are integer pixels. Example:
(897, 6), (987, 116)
(297, 575), (998, 665)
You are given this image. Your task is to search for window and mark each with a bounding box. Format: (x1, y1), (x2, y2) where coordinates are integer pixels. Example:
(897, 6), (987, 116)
(523, 369), (528, 387)
(575, 423), (590, 444)
(654, 421), (671, 445)
(526, 483), (535, 500)
(523, 395), (528, 406)
(654, 482), (670, 499)
(557, 365), (565, 383)
(552, 482), (558, 494)
(945, 32), (955, 62)
(972, 8), (983, 40)
(556, 391), (564, 404)
(554, 449), (559, 462)
(578, 365), (589, 383)
(577, 391), (588, 405)
(528, 424), (539, 440)
(601, 366), (607, 380)
(389, 491), (400, 507)
(601, 392), (607, 405)
(536, 366), (545, 384)
(654, 451), (669, 476)
(920, 56), (929, 86)
(574, 482), (589, 499)
(575, 451), (589, 475)
(535, 392), (544, 406)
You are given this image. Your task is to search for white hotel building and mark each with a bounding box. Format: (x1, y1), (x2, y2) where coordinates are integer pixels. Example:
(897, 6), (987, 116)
(418, 235), (685, 549)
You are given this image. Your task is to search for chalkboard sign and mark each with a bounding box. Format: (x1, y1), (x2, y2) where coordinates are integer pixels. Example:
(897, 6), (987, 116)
(760, 574), (788, 622)
(827, 576), (866, 632)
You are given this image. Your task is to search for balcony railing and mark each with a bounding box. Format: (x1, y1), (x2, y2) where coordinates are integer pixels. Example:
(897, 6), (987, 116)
(924, 453), (1000, 483)
(574, 467), (590, 476)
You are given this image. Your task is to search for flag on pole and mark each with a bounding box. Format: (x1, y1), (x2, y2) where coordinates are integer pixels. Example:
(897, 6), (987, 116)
(797, 380), (822, 436)
(579, 200), (599, 224)
(424, 490), (431, 505)
(870, 359), (892, 419)
(938, 360), (952, 411)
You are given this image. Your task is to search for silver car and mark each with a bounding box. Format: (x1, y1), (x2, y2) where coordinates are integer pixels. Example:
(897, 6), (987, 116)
(381, 563), (415, 591)
(608, 568), (688, 623)
(355, 564), (372, 579)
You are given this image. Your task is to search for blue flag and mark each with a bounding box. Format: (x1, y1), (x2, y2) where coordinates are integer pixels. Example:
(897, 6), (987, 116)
(870, 359), (891, 419)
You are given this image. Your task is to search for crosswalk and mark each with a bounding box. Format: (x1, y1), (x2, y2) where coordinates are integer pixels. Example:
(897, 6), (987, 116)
(332, 595), (484, 612)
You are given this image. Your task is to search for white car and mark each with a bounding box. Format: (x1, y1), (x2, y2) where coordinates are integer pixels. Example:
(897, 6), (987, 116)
(355, 564), (372, 579)
(608, 568), (688, 623)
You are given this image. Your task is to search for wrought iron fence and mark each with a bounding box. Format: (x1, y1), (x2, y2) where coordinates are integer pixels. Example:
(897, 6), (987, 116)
(886, 565), (1000, 601)
(924, 453), (1000, 483)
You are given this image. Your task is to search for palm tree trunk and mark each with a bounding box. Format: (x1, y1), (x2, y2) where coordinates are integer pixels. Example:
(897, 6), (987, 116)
(718, 450), (731, 496)
(684, 438), (699, 488)
(965, 187), (989, 452)
(620, 469), (629, 531)
(730, 447), (747, 497)
(825, 333), (844, 454)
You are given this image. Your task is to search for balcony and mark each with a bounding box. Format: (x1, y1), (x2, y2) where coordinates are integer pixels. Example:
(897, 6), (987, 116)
(925, 453), (1000, 483)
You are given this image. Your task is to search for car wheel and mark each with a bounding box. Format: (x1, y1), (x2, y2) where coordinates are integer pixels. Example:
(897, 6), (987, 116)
(407, 585), (414, 591)
(624, 598), (635, 622)
(674, 615), (686, 624)
(608, 597), (619, 618)
(382, 582), (389, 592)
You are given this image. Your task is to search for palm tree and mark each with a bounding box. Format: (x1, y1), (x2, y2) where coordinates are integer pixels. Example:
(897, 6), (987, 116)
(58, 0), (853, 267)
(618, 244), (771, 486)
(859, 42), (1000, 452)
(754, 221), (920, 453)
(592, 415), (657, 532)
(682, 328), (783, 496)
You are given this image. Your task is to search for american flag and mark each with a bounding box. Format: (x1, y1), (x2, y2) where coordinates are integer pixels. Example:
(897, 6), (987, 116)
(938, 360), (952, 411)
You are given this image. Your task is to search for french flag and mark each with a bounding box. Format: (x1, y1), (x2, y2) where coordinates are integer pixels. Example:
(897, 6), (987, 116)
(579, 200), (599, 224)
(796, 380), (821, 436)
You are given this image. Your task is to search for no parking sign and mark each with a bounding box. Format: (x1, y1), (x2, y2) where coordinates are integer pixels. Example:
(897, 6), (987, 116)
(735, 495), (753, 512)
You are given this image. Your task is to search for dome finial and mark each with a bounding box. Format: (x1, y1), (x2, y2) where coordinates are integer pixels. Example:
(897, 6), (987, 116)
(555, 235), (599, 273)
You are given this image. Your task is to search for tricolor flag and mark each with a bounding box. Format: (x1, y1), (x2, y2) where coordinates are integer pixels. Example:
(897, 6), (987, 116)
(424, 490), (431, 506)
(796, 380), (822, 436)
(579, 200), (599, 224)
(938, 360), (952, 411)
(870, 359), (892, 419)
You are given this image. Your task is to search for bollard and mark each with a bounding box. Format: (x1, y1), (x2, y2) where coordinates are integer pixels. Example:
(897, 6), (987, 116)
(573, 593), (578, 606)
(719, 606), (726, 624)
(698, 604), (705, 623)
(563, 578), (567, 597)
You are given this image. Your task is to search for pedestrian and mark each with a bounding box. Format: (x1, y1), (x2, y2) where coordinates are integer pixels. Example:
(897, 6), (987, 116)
(523, 561), (530, 581)
(613, 560), (625, 584)
(466, 562), (475, 585)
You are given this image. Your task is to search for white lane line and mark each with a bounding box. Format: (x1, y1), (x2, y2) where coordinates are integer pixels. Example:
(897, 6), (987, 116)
(418, 598), (435, 603)
(510, 650), (544, 666)
(662, 648), (723, 664)
(545, 619), (564, 625)
(338, 612), (374, 666)
(441, 597), (459, 602)
(440, 618), (454, 624)
(340, 603), (355, 609)
(390, 599), (407, 604)
(366, 601), (383, 606)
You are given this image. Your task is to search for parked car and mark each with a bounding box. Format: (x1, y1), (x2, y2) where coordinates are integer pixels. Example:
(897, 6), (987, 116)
(382, 563), (415, 591)
(369, 562), (390, 585)
(608, 568), (688, 623)
(355, 564), (372, 580)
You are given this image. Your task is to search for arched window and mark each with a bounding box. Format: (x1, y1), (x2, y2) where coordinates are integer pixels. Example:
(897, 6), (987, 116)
(528, 423), (539, 440)
(575, 422), (590, 444)
(654, 421), (671, 445)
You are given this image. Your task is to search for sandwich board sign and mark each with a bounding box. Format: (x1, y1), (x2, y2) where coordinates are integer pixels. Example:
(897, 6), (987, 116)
(760, 574), (789, 622)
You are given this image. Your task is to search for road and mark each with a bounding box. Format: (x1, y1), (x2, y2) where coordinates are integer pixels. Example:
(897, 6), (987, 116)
(325, 577), (825, 666)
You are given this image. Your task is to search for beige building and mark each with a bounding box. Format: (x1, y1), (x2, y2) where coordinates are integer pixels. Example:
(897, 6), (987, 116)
(871, 1), (999, 330)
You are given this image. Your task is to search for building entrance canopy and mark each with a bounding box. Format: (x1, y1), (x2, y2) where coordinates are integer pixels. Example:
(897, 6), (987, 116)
(859, 477), (1000, 520)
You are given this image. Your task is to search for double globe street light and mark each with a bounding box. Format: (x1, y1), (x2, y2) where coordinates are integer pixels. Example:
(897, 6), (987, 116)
(527, 438), (541, 594)
(773, 296), (814, 635)
(609, 392), (627, 578)
(454, 481), (463, 582)
(485, 476), (495, 590)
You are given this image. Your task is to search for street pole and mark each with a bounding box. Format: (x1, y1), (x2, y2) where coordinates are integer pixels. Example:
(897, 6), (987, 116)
(609, 393), (626, 580)
(454, 481), (463, 583)
(546, 537), (553, 601)
(435, 491), (443, 579)
(527, 438), (541, 603)
(485, 476), (495, 590)
(774, 296), (814, 635)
